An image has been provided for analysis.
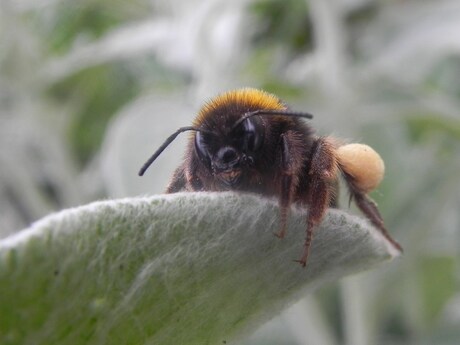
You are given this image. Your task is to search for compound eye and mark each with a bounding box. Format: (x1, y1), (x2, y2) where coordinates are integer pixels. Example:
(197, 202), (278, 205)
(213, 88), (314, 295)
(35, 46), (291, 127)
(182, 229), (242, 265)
(194, 131), (212, 162)
(239, 117), (264, 152)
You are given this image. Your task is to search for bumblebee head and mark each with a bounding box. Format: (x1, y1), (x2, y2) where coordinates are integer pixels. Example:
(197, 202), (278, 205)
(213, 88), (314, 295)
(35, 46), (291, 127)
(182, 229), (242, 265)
(138, 88), (313, 186)
(193, 115), (266, 186)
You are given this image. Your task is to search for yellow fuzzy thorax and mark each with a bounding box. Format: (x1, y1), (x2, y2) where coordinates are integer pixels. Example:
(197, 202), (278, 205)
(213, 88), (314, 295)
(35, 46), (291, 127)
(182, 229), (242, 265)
(194, 88), (286, 125)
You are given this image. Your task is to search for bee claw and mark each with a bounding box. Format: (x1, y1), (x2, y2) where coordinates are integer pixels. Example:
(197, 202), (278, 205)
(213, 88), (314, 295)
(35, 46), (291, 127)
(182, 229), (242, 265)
(293, 259), (307, 268)
(390, 239), (404, 253)
(274, 231), (285, 239)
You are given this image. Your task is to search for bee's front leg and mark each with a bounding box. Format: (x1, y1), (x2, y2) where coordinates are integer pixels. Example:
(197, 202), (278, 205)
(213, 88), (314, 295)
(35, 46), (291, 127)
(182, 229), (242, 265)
(275, 132), (304, 239)
(297, 137), (338, 267)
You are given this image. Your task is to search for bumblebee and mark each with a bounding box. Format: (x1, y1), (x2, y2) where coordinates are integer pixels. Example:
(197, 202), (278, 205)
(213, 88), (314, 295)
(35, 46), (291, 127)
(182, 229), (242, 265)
(139, 88), (402, 267)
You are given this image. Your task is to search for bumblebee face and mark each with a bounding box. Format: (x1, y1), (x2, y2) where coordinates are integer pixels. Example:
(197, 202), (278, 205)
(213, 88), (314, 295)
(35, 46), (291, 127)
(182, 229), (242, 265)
(194, 115), (264, 187)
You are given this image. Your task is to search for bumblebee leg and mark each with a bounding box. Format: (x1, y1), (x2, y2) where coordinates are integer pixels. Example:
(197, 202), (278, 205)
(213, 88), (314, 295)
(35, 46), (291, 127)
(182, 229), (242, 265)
(297, 137), (337, 267)
(344, 175), (403, 252)
(275, 175), (292, 239)
(328, 179), (340, 208)
(166, 166), (187, 193)
(167, 159), (205, 193)
(275, 133), (300, 239)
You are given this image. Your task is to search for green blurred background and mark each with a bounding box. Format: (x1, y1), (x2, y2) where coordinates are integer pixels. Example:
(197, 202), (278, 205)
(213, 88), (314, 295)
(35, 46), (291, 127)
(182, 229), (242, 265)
(1, 0), (459, 344)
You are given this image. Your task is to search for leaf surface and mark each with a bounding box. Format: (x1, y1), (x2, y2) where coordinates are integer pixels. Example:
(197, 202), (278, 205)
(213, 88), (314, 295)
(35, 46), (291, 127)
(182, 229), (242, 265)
(0, 192), (399, 345)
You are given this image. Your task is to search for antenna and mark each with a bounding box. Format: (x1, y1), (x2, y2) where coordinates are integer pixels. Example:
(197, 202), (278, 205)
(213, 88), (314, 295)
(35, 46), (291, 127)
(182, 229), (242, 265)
(138, 126), (197, 176)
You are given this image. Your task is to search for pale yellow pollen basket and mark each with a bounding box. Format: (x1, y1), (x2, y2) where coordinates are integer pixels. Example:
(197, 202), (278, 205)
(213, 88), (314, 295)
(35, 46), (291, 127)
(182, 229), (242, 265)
(336, 143), (385, 193)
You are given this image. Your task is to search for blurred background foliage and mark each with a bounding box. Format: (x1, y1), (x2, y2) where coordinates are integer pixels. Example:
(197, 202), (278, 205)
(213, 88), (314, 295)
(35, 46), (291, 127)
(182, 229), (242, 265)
(1, 0), (459, 344)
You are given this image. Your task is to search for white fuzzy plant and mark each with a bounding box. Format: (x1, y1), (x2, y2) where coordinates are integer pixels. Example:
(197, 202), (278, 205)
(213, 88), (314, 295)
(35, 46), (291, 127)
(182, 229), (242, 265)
(0, 192), (399, 345)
